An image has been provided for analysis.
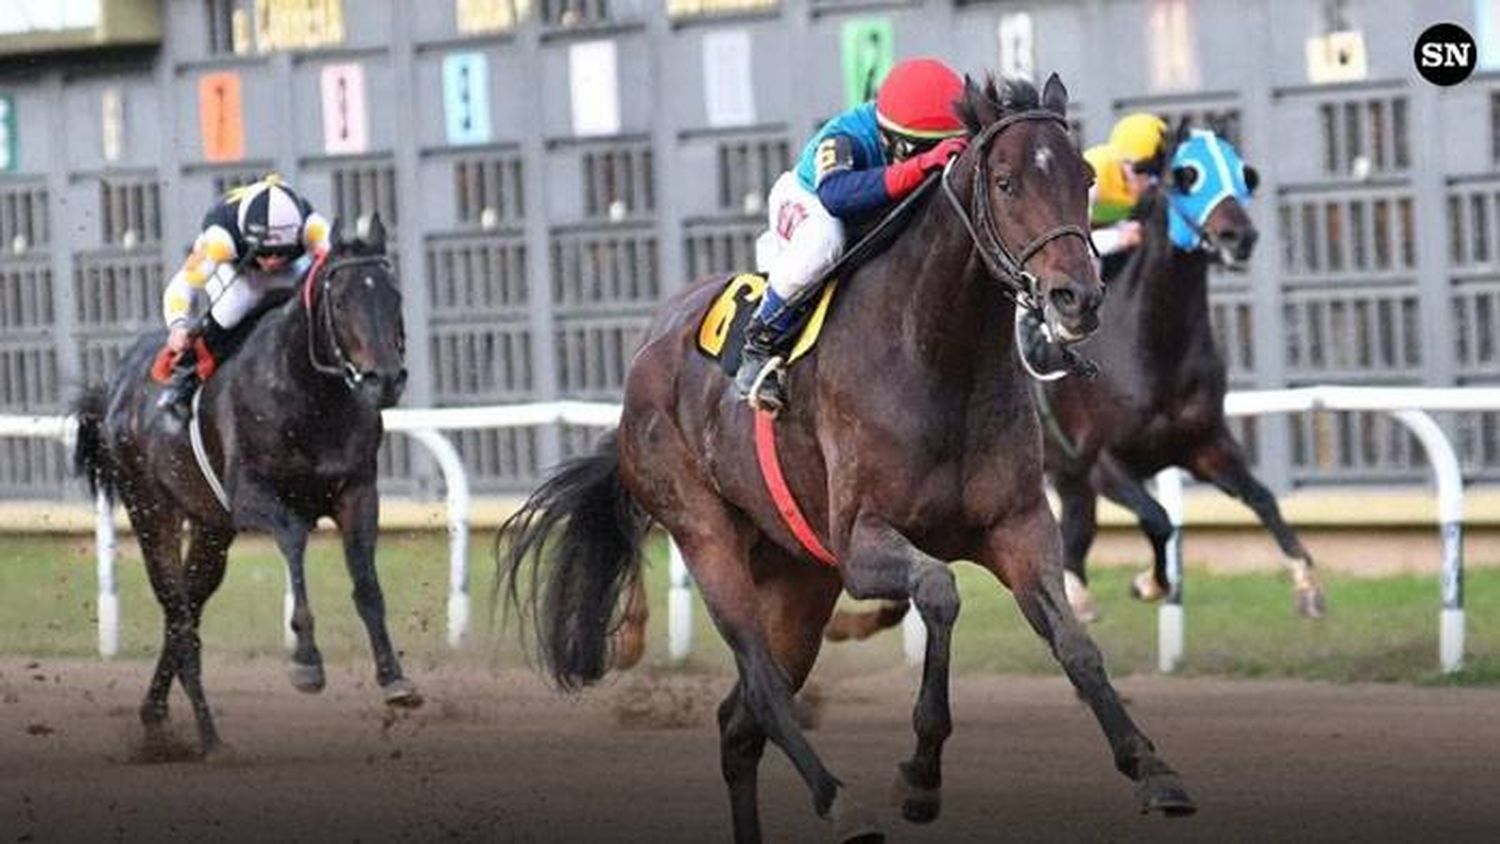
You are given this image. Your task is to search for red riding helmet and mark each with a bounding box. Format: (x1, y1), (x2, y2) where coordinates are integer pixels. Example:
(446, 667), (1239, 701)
(875, 58), (966, 141)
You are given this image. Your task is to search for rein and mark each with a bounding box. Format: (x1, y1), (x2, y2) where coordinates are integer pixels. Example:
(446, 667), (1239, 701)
(302, 251), (395, 390)
(940, 109), (1097, 308)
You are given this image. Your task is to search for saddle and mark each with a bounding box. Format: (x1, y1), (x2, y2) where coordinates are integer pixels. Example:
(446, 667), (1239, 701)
(695, 175), (943, 377)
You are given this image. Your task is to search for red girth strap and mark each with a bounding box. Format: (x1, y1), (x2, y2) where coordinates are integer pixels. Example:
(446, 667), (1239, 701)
(753, 409), (837, 566)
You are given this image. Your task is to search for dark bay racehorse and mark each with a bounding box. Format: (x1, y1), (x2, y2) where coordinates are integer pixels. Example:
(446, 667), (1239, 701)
(1045, 124), (1324, 620)
(501, 75), (1194, 843)
(72, 216), (419, 758)
(826, 124), (1324, 642)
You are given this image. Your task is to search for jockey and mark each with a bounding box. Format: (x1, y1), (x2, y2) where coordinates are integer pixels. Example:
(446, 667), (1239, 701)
(736, 57), (969, 412)
(1016, 113), (1167, 380)
(1083, 142), (1144, 257)
(156, 175), (331, 421)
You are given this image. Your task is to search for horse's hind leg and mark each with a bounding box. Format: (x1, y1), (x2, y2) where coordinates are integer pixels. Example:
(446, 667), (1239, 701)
(611, 575), (649, 671)
(980, 500), (1195, 817)
(336, 481), (419, 706)
(717, 545), (845, 844)
(1090, 454), (1175, 603)
(134, 511), (184, 751)
(1189, 431), (1324, 618)
(839, 516), (959, 825)
(1055, 472), (1103, 622)
(176, 521), (233, 755)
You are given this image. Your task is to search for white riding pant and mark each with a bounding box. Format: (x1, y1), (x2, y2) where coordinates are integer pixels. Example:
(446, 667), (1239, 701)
(756, 172), (846, 303)
(203, 255), (311, 329)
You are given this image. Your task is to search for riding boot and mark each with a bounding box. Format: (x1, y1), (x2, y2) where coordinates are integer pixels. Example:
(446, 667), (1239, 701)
(156, 346), (201, 423)
(733, 315), (789, 413)
(156, 317), (228, 423)
(1015, 306), (1074, 381)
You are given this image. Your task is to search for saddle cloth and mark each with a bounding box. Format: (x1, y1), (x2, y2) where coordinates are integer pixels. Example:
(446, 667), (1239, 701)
(695, 273), (839, 377)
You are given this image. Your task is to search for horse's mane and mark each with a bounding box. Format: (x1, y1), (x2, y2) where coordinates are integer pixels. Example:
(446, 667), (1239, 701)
(955, 75), (1041, 135)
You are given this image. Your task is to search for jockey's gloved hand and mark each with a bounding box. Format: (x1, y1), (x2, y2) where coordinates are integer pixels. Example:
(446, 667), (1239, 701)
(884, 136), (970, 199)
(915, 136), (969, 171)
(168, 323), (192, 354)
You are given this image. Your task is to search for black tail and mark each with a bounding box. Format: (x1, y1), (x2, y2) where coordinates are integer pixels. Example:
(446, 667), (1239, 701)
(70, 386), (114, 503)
(497, 430), (648, 690)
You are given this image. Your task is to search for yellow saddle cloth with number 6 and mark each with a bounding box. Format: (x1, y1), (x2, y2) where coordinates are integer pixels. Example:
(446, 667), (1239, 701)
(695, 273), (840, 377)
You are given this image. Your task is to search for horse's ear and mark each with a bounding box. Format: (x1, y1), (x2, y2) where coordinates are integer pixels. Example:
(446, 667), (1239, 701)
(1041, 72), (1068, 116)
(363, 213), (387, 252)
(328, 217), (344, 248)
(1175, 116), (1192, 144)
(1243, 165), (1260, 194)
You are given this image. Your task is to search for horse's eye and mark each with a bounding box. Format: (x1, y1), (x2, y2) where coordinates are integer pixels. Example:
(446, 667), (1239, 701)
(995, 171), (1015, 194)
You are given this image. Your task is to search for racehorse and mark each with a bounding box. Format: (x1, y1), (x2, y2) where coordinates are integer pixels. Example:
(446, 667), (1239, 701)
(71, 215), (420, 758)
(500, 75), (1195, 843)
(825, 123), (1324, 641)
(1045, 123), (1324, 620)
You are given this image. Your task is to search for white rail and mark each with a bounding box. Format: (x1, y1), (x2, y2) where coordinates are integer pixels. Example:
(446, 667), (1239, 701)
(1, 386), (1488, 672)
(1150, 386), (1486, 675)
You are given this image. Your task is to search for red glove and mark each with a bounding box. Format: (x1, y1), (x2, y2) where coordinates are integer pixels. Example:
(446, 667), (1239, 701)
(883, 136), (970, 199)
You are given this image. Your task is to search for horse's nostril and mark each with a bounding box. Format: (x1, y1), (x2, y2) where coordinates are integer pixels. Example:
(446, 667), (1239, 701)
(1050, 288), (1077, 313)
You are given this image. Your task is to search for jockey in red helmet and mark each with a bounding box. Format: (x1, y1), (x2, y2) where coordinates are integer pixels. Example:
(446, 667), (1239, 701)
(737, 57), (969, 412)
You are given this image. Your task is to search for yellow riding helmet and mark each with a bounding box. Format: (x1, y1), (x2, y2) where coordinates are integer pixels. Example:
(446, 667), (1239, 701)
(1108, 112), (1168, 164)
(1084, 143), (1133, 226)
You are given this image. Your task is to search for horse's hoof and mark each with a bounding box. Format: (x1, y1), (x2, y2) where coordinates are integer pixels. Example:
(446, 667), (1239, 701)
(382, 678), (423, 708)
(287, 661), (326, 694)
(202, 741), (238, 765)
(1294, 585), (1326, 619)
(1137, 773), (1197, 817)
(1129, 570), (1166, 603)
(828, 792), (885, 843)
(890, 767), (941, 824)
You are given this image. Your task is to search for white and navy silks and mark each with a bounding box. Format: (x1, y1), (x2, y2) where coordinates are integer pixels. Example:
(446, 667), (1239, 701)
(161, 178), (330, 331)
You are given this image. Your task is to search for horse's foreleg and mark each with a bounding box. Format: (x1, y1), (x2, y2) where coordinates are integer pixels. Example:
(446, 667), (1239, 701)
(1189, 433), (1324, 618)
(336, 481), (419, 707)
(236, 480), (324, 692)
(1056, 473), (1102, 622)
(1090, 454), (1175, 601)
(277, 523), (324, 693)
(840, 516), (958, 825)
(980, 501), (1196, 817)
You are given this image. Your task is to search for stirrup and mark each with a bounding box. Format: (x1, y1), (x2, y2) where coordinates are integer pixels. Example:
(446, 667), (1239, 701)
(747, 355), (786, 415)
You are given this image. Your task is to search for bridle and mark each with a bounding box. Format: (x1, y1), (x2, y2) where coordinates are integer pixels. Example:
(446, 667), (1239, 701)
(301, 250), (399, 390)
(941, 109), (1097, 308)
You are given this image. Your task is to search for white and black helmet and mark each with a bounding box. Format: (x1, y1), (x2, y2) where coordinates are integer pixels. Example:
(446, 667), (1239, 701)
(234, 177), (312, 258)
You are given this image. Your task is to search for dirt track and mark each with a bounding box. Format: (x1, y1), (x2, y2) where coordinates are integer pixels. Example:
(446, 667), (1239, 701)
(3, 657), (1498, 842)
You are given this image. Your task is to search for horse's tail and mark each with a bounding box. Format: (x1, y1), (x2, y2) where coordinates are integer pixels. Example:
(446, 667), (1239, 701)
(70, 386), (114, 503)
(497, 429), (648, 690)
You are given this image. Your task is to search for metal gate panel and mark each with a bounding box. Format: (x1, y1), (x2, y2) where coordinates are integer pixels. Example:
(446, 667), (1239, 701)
(0, 254), (63, 498)
(71, 249), (165, 385)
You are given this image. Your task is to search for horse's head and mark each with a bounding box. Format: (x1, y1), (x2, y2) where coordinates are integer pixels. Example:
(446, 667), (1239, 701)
(308, 214), (407, 407)
(954, 72), (1102, 343)
(1164, 122), (1260, 269)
